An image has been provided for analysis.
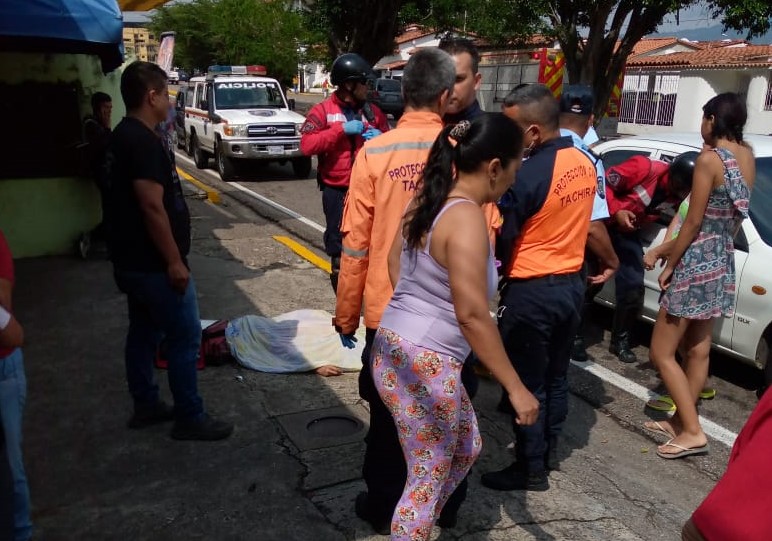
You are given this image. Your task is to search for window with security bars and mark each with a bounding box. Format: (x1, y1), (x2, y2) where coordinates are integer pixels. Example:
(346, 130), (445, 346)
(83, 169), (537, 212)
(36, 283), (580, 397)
(765, 77), (772, 111)
(619, 70), (680, 126)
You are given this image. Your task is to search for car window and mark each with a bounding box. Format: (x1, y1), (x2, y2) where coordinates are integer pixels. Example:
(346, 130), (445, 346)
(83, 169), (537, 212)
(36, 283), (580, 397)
(377, 79), (401, 92)
(749, 156), (772, 246)
(600, 149), (652, 168)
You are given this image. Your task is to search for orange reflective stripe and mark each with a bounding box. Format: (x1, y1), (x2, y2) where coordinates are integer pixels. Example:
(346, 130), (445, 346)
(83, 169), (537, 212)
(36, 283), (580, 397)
(335, 112), (444, 332)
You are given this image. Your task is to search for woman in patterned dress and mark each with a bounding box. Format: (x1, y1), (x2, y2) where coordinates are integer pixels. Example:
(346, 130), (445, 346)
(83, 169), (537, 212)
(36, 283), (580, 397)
(373, 114), (538, 540)
(647, 93), (756, 459)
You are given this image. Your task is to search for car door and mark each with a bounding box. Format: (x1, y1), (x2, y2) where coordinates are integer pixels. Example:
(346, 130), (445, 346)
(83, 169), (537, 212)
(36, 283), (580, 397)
(187, 82), (205, 149)
(198, 82), (215, 153)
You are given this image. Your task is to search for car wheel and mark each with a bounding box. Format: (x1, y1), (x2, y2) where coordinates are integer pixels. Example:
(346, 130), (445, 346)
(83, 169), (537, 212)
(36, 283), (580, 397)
(292, 156), (312, 179)
(192, 134), (208, 169)
(759, 332), (771, 395)
(186, 132), (194, 156)
(216, 142), (237, 181)
(177, 131), (186, 150)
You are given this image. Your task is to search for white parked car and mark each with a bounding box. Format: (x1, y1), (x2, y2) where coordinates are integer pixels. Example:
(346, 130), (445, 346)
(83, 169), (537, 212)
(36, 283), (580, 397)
(592, 133), (772, 379)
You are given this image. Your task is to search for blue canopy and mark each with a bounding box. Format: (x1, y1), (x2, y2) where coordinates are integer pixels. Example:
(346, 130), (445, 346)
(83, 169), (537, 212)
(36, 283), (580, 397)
(0, 0), (124, 72)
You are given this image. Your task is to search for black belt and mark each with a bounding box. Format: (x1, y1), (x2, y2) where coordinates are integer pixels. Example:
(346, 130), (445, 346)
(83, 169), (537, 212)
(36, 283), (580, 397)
(504, 271), (581, 286)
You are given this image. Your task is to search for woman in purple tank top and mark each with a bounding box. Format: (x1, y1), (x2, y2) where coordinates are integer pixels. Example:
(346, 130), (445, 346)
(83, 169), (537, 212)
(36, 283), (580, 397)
(371, 114), (539, 540)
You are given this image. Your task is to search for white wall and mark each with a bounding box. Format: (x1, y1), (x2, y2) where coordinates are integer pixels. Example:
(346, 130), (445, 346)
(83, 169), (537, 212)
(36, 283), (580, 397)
(746, 73), (772, 135)
(620, 68), (772, 136)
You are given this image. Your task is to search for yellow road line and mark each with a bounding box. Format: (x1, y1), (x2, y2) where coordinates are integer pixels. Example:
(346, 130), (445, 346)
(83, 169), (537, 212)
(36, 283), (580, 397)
(273, 236), (331, 273)
(176, 167), (221, 204)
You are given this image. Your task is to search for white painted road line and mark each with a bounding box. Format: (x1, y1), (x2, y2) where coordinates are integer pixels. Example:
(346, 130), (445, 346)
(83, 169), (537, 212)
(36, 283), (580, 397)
(176, 152), (325, 233)
(572, 358), (738, 447)
(175, 149), (740, 448)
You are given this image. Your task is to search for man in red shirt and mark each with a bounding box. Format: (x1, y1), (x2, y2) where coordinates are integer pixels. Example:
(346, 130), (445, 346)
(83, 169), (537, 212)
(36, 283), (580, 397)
(0, 230), (32, 541)
(300, 53), (389, 292)
(604, 154), (695, 363)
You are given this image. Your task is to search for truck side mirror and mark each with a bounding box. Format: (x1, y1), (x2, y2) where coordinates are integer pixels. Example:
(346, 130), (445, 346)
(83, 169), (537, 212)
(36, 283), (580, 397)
(287, 98), (296, 111)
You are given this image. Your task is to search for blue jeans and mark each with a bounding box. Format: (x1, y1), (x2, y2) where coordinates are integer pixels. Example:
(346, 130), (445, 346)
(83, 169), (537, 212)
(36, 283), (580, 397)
(114, 270), (204, 421)
(0, 348), (32, 541)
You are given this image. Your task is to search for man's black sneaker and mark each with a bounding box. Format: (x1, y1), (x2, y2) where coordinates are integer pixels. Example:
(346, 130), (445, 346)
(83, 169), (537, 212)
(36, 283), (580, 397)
(127, 400), (174, 429)
(481, 463), (549, 492)
(354, 492), (390, 535)
(170, 414), (233, 441)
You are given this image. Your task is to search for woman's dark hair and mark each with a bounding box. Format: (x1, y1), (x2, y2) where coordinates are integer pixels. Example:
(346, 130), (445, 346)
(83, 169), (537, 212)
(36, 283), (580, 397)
(702, 92), (746, 143)
(404, 113), (524, 250)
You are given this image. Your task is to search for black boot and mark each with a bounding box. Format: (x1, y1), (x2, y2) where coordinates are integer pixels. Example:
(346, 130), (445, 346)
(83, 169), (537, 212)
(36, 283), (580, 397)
(571, 335), (588, 362)
(354, 492), (390, 535)
(610, 289), (643, 364)
(609, 331), (638, 363)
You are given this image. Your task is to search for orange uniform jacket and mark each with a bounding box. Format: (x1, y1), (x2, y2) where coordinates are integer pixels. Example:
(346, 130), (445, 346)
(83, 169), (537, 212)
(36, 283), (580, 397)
(334, 111), (502, 335)
(498, 136), (596, 279)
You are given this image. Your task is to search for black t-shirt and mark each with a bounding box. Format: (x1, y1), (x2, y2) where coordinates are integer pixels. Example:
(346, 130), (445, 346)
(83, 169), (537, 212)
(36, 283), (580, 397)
(104, 116), (191, 272)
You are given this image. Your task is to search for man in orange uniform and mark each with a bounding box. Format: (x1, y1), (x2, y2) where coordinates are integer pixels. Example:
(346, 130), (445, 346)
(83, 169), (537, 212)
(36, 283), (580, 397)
(333, 47), (456, 534)
(482, 84), (597, 492)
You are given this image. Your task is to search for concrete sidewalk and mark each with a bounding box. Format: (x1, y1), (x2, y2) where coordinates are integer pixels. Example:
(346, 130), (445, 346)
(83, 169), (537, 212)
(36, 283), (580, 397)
(11, 189), (713, 540)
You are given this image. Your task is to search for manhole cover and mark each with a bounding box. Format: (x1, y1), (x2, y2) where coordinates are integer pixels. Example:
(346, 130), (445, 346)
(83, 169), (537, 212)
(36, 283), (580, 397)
(276, 404), (369, 451)
(306, 415), (363, 437)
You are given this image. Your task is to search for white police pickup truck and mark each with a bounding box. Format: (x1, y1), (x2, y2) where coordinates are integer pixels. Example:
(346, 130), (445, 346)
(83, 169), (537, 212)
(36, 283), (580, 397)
(177, 65), (310, 181)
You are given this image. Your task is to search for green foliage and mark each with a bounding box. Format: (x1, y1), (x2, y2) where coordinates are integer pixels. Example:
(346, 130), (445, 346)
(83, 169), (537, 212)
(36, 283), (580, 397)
(401, 0), (548, 45)
(709, 0), (772, 38)
(149, 0), (308, 83)
(301, 0), (402, 66)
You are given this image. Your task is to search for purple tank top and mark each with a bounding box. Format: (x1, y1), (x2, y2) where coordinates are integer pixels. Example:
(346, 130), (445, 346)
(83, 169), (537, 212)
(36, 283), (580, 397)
(380, 198), (498, 360)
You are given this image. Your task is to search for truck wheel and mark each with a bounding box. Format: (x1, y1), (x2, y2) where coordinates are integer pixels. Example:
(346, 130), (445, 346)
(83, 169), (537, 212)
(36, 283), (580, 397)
(192, 134), (209, 169)
(216, 143), (237, 181)
(292, 157), (312, 179)
(186, 132), (194, 156)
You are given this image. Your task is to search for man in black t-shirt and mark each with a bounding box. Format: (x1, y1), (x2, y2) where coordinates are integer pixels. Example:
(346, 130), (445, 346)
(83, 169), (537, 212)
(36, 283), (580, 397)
(105, 61), (233, 441)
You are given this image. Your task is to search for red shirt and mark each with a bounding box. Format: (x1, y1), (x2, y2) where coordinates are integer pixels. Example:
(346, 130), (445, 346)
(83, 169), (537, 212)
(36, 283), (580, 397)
(300, 93), (389, 188)
(604, 155), (673, 221)
(691, 389), (772, 540)
(0, 230), (15, 358)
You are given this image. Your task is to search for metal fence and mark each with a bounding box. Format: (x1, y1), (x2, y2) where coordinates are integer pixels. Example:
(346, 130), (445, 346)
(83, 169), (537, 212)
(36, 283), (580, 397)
(478, 63), (541, 110)
(765, 76), (772, 111)
(619, 70), (680, 126)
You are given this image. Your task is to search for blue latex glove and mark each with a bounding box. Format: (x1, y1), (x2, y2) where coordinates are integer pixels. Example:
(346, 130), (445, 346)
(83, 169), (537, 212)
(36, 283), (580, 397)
(339, 333), (358, 349)
(362, 128), (382, 141)
(342, 120), (364, 135)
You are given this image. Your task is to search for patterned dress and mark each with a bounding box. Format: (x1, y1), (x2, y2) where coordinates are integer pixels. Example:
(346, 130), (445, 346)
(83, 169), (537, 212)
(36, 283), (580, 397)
(661, 147), (750, 319)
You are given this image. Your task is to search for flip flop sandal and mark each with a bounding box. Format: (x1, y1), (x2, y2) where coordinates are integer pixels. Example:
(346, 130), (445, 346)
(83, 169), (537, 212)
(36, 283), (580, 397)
(656, 439), (709, 460)
(645, 395), (676, 412)
(643, 420), (676, 439)
(699, 388), (717, 400)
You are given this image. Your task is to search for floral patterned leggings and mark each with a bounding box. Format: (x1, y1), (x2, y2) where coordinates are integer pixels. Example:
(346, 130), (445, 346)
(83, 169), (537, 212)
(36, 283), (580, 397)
(371, 327), (481, 540)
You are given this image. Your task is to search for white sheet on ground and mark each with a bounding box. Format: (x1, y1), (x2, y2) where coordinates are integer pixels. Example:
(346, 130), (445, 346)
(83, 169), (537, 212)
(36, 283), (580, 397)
(225, 309), (367, 373)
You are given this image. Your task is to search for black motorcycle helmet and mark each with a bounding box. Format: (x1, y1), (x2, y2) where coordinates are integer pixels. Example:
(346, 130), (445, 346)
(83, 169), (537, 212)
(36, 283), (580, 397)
(669, 151), (700, 198)
(330, 53), (374, 86)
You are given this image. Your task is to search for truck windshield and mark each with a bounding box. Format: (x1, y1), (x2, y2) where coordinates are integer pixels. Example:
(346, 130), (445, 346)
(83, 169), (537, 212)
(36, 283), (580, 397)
(750, 157), (772, 246)
(214, 81), (285, 109)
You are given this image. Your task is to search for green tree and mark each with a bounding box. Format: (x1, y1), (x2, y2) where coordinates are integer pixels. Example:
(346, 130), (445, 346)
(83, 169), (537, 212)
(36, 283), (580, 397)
(150, 0), (308, 82)
(302, 0), (403, 66)
(543, 0), (772, 120)
(402, 0), (771, 119)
